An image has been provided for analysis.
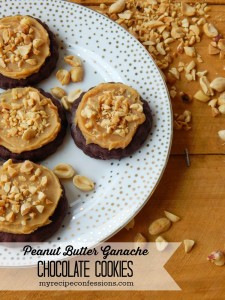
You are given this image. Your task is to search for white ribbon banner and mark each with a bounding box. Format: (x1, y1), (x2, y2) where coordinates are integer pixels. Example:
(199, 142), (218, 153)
(0, 242), (181, 290)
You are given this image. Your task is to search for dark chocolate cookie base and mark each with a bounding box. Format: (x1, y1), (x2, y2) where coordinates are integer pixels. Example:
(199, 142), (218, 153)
(70, 92), (152, 160)
(0, 88), (67, 161)
(0, 186), (68, 242)
(0, 17), (59, 89)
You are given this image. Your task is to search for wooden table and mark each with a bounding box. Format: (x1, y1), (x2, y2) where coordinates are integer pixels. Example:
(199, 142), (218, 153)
(2, 1), (225, 299)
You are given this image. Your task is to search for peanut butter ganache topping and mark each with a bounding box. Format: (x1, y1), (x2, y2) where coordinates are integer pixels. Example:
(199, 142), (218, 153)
(0, 87), (61, 153)
(0, 160), (62, 234)
(75, 83), (146, 150)
(0, 15), (50, 79)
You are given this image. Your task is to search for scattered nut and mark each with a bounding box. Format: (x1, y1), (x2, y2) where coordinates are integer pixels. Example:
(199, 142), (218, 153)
(29, 91), (40, 101)
(70, 66), (84, 82)
(0, 175), (8, 183)
(208, 99), (218, 108)
(171, 27), (185, 39)
(36, 205), (45, 213)
(185, 74), (193, 82)
(73, 175), (95, 192)
(164, 211), (180, 222)
(21, 202), (32, 216)
(29, 186), (37, 195)
(169, 67), (179, 80)
(64, 55), (82, 67)
(100, 3), (107, 10)
(3, 182), (11, 193)
(210, 77), (225, 92)
(7, 166), (18, 178)
(10, 186), (19, 193)
(17, 44), (32, 56)
(125, 218), (135, 230)
(22, 128), (36, 141)
(185, 60), (195, 74)
(164, 38), (174, 45)
(218, 104), (225, 114)
(26, 59), (37, 66)
(134, 232), (147, 248)
(208, 44), (220, 55)
(189, 24), (200, 36)
(61, 96), (71, 111)
(53, 163), (75, 179)
(174, 110), (192, 131)
(170, 89), (177, 99)
(218, 39), (225, 51)
(11, 204), (20, 214)
(193, 90), (210, 102)
(197, 54), (204, 63)
(41, 176), (48, 187)
(148, 218), (171, 235)
(199, 76), (214, 96)
(207, 250), (225, 266)
(156, 42), (166, 55)
(196, 70), (208, 78)
(118, 10), (133, 20)
(177, 41), (184, 54)
(181, 2), (196, 16)
(184, 46), (196, 57)
(46, 199), (53, 205)
(183, 239), (195, 253)
(3, 159), (13, 169)
(33, 38), (44, 48)
(155, 236), (168, 251)
(51, 87), (67, 99)
(56, 69), (71, 85)
(218, 130), (225, 141)
(166, 72), (177, 84)
(21, 220), (27, 226)
(203, 23), (218, 37)
(218, 92), (225, 105)
(5, 211), (15, 222)
(0, 58), (6, 68)
(37, 191), (46, 201)
(20, 161), (34, 173)
(108, 0), (126, 14)
(67, 89), (83, 103)
(212, 107), (220, 117)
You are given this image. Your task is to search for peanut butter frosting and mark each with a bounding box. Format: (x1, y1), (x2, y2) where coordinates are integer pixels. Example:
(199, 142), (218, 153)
(75, 83), (146, 150)
(0, 87), (61, 153)
(0, 160), (62, 234)
(0, 15), (50, 79)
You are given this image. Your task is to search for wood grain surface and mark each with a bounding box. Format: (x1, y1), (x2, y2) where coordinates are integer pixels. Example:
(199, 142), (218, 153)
(2, 1), (225, 300)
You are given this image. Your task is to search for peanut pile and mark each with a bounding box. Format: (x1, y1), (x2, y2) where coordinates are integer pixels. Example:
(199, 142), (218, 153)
(99, 0), (225, 132)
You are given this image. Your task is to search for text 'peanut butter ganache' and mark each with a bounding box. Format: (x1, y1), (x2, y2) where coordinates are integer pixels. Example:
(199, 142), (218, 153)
(0, 87), (67, 161)
(0, 160), (68, 242)
(0, 15), (58, 89)
(70, 83), (152, 159)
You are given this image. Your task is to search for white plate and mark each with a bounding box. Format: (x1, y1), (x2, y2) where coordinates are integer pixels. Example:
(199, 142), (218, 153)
(0, 0), (172, 265)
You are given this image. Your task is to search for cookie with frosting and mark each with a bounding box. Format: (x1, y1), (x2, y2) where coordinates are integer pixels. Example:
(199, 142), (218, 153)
(70, 83), (152, 159)
(0, 160), (68, 242)
(0, 15), (58, 89)
(0, 87), (67, 161)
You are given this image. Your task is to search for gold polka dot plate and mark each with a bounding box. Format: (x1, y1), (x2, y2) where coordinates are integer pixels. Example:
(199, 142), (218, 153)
(0, 0), (172, 265)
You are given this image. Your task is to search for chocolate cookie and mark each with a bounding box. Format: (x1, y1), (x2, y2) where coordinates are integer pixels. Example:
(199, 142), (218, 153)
(0, 87), (67, 161)
(0, 15), (59, 89)
(0, 160), (68, 242)
(70, 83), (152, 160)
(0, 186), (68, 242)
